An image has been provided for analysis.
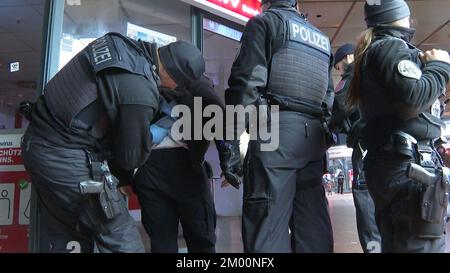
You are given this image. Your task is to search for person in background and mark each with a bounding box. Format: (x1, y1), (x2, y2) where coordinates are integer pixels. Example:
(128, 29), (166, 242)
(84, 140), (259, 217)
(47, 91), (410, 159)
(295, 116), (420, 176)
(330, 43), (381, 252)
(337, 171), (345, 194)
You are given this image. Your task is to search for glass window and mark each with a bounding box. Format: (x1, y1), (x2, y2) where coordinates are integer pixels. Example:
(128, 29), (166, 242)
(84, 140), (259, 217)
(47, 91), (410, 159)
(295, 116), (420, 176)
(57, 0), (192, 71)
(203, 17), (241, 102)
(0, 0), (46, 130)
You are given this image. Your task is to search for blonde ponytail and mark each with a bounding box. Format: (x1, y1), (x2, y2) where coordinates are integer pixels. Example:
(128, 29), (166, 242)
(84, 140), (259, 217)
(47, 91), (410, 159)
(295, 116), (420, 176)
(346, 28), (374, 110)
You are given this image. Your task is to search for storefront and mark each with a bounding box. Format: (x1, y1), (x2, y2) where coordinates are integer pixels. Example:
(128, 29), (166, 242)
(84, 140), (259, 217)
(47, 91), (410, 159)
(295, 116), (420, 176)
(0, 0), (262, 253)
(326, 145), (354, 193)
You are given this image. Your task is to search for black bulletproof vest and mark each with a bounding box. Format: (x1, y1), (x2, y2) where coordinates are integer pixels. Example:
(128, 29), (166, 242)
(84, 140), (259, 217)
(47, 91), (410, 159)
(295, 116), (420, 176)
(265, 8), (331, 107)
(360, 37), (443, 149)
(43, 32), (158, 131)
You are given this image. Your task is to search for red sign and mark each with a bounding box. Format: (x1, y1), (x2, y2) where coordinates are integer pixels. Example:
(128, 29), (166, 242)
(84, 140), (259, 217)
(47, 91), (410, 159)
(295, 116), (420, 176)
(0, 148), (23, 166)
(206, 0), (261, 19)
(0, 172), (31, 253)
(0, 132), (30, 253)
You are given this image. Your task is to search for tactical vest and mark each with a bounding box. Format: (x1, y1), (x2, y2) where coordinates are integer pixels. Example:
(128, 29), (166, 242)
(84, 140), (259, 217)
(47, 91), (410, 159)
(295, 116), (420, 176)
(265, 8), (331, 108)
(43, 32), (159, 131)
(360, 37), (443, 149)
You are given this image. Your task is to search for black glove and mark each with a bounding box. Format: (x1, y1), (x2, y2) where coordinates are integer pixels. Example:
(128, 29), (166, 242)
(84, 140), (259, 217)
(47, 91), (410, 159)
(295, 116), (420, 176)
(216, 140), (243, 189)
(19, 101), (34, 121)
(203, 160), (214, 180)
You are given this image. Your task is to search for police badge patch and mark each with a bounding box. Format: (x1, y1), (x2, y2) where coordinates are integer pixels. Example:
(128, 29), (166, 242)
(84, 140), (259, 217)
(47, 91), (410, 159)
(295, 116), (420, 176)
(431, 99), (441, 118)
(397, 60), (422, 80)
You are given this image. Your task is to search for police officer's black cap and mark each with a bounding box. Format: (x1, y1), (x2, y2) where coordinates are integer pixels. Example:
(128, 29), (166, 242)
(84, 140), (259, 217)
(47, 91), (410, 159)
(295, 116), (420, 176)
(159, 41), (205, 87)
(334, 44), (356, 67)
(261, 0), (297, 7)
(364, 0), (410, 28)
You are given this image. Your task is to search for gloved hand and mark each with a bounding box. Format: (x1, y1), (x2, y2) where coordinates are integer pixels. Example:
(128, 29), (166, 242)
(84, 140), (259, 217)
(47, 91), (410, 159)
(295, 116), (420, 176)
(216, 140), (243, 189)
(19, 101), (34, 121)
(203, 160), (214, 180)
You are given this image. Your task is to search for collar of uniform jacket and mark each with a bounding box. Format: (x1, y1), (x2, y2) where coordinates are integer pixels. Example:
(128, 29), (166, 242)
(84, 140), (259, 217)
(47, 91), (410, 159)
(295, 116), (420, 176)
(373, 25), (416, 43)
(269, 2), (294, 9)
(343, 63), (355, 79)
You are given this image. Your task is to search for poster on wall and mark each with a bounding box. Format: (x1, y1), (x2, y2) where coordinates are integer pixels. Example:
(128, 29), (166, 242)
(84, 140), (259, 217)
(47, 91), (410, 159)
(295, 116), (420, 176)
(126, 23), (177, 47)
(0, 131), (30, 253)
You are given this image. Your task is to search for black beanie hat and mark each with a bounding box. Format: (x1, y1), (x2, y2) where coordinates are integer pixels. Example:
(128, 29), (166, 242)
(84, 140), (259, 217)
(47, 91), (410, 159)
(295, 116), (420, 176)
(159, 41), (205, 87)
(334, 44), (356, 67)
(364, 0), (410, 28)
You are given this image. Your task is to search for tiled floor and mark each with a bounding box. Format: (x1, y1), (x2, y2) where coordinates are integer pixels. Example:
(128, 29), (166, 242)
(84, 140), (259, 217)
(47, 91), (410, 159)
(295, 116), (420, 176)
(137, 193), (450, 253)
(211, 193), (363, 253)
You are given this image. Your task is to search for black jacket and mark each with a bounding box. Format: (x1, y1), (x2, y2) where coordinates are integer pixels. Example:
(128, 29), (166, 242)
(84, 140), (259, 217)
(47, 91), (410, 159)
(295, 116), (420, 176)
(359, 26), (450, 149)
(330, 64), (365, 148)
(225, 3), (334, 121)
(28, 33), (159, 171)
(161, 75), (225, 167)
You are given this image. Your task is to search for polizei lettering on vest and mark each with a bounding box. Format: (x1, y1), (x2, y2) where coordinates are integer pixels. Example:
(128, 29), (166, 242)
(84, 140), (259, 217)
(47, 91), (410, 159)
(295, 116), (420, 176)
(91, 36), (112, 65)
(290, 21), (329, 53)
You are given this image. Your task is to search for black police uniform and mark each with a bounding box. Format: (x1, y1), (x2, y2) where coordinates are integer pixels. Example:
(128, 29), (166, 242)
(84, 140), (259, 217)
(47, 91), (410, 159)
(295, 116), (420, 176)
(359, 26), (450, 252)
(133, 76), (220, 253)
(226, 1), (334, 252)
(330, 63), (381, 253)
(21, 32), (160, 252)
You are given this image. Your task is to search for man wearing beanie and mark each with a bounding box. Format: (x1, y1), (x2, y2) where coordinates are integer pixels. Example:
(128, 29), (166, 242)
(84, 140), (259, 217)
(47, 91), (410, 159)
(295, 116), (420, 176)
(223, 0), (334, 253)
(132, 75), (224, 253)
(346, 0), (450, 252)
(330, 43), (381, 253)
(20, 33), (205, 252)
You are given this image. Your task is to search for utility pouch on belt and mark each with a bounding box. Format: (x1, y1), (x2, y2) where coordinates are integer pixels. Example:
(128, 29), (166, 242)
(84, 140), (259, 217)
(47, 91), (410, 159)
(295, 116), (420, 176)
(388, 131), (418, 159)
(80, 154), (123, 220)
(407, 163), (450, 224)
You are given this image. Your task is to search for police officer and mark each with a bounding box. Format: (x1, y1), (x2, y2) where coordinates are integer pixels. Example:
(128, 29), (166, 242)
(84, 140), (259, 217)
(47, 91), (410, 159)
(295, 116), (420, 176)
(330, 43), (381, 253)
(347, 0), (450, 252)
(21, 33), (205, 253)
(222, 0), (335, 252)
(133, 74), (225, 253)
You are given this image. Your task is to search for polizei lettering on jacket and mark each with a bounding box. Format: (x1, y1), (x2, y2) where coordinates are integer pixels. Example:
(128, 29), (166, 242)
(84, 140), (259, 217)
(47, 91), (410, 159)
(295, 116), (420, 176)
(91, 36), (113, 65)
(289, 20), (330, 56)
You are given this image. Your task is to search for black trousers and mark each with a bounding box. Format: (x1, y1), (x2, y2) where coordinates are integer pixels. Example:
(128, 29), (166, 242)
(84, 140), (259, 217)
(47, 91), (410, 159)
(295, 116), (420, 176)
(365, 152), (446, 253)
(133, 148), (216, 253)
(242, 112), (333, 253)
(351, 145), (381, 253)
(22, 130), (144, 253)
(337, 182), (344, 194)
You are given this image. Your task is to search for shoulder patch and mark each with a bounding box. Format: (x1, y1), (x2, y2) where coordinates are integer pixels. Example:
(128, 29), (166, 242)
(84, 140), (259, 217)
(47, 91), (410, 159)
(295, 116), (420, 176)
(431, 99), (441, 118)
(397, 60), (422, 80)
(88, 35), (119, 73)
(335, 79), (347, 93)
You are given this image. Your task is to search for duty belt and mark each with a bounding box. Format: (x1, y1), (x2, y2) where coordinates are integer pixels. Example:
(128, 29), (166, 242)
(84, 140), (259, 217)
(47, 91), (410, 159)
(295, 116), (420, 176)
(376, 131), (441, 167)
(264, 93), (324, 118)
